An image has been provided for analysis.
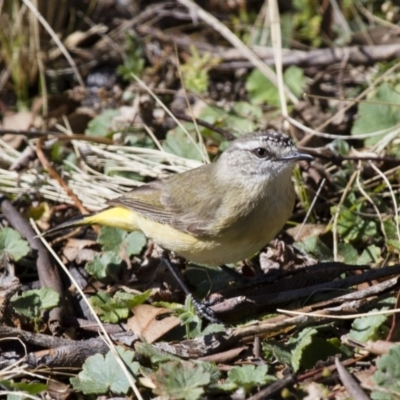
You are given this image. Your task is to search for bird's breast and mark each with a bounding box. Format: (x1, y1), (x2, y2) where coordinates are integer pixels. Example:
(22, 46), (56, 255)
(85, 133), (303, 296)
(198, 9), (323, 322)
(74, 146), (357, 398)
(211, 182), (295, 264)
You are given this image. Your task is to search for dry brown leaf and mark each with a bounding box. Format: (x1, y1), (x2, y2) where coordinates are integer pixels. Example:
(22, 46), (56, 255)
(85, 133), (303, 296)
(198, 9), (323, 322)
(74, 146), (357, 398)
(1, 111), (35, 149)
(286, 223), (327, 242)
(46, 378), (72, 400)
(2, 110), (34, 130)
(63, 238), (97, 264)
(198, 346), (247, 363)
(127, 304), (180, 343)
(363, 340), (398, 356)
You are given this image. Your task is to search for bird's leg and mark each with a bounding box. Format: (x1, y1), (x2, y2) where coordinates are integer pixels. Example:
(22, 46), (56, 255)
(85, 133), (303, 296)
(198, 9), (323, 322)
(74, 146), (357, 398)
(160, 253), (223, 324)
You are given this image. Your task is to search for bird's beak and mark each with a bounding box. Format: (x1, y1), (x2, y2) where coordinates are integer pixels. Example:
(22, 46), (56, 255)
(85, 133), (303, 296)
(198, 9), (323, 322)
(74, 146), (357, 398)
(279, 150), (314, 162)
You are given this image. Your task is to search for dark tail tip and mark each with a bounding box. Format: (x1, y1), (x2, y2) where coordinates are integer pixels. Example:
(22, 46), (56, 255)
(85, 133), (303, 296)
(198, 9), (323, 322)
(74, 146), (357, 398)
(42, 213), (93, 237)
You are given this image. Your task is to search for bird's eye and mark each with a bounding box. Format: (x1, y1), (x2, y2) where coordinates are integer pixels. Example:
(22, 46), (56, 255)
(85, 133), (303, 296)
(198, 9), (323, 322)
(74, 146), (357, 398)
(253, 148), (268, 158)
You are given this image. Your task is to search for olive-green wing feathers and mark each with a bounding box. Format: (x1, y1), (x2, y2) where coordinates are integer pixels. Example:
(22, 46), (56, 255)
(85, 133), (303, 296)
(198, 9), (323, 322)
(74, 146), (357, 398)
(106, 164), (238, 237)
(106, 179), (172, 224)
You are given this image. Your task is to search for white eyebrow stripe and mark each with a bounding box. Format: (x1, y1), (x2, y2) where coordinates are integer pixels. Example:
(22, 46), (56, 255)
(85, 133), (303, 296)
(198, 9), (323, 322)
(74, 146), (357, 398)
(234, 140), (293, 150)
(234, 141), (264, 150)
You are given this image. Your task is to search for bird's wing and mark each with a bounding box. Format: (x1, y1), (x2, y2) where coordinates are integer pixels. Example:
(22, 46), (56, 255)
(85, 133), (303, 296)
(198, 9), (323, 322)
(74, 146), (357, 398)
(106, 164), (236, 238)
(106, 179), (173, 225)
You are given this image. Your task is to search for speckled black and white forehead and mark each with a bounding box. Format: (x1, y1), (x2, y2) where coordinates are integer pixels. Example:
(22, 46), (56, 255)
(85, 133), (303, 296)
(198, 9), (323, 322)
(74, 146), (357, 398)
(257, 129), (293, 147)
(226, 129), (295, 152)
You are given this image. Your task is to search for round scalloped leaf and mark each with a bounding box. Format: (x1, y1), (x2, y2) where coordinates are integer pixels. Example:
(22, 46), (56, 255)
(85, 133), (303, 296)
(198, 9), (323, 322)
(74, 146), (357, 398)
(0, 227), (30, 261)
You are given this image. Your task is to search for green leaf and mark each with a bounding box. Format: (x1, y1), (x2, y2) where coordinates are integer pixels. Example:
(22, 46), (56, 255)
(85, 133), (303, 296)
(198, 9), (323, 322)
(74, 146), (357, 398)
(201, 323), (226, 336)
(172, 104), (261, 140)
(284, 65), (306, 98)
(199, 104), (256, 134)
(117, 32), (145, 81)
(125, 231), (147, 256)
(387, 239), (400, 252)
(287, 327), (343, 372)
(85, 109), (121, 137)
(246, 69), (279, 106)
(0, 380), (47, 394)
(263, 340), (293, 366)
(332, 206), (378, 243)
(348, 311), (388, 343)
(351, 82), (400, 145)
(85, 251), (122, 279)
(330, 139), (350, 156)
(90, 290), (151, 323)
(180, 45), (220, 94)
(383, 219), (400, 242)
(295, 236), (333, 260)
(150, 361), (210, 400)
(0, 227), (30, 261)
(290, 328), (318, 372)
(292, 1), (323, 46)
(232, 102), (263, 120)
(50, 140), (64, 162)
(293, 336), (339, 372)
(70, 346), (139, 395)
(372, 344), (400, 399)
(113, 289), (152, 308)
(358, 245), (381, 264)
(337, 243), (358, 263)
(178, 295), (203, 338)
(64, 152), (79, 171)
(97, 226), (126, 252)
(226, 365), (275, 393)
(163, 128), (204, 161)
(246, 66), (306, 106)
(97, 227), (146, 256)
(11, 288), (60, 319)
(135, 342), (181, 364)
(327, 337), (354, 359)
(222, 112), (258, 134)
(124, 132), (156, 148)
(196, 360), (221, 385)
(383, 218), (400, 253)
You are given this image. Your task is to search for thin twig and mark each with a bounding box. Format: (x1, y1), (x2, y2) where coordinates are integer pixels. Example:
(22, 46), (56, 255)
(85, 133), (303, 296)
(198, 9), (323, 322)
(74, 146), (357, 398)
(356, 166), (387, 243)
(295, 178), (326, 241)
(35, 137), (88, 215)
(268, 0), (288, 121)
(172, 112), (236, 140)
(332, 171), (358, 260)
(369, 161), (400, 244)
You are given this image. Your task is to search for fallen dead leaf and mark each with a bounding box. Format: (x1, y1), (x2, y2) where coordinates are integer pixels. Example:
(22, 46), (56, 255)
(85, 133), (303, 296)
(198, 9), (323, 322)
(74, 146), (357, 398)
(62, 238), (97, 264)
(127, 304), (180, 343)
(1, 111), (36, 149)
(198, 346), (247, 363)
(286, 223), (327, 242)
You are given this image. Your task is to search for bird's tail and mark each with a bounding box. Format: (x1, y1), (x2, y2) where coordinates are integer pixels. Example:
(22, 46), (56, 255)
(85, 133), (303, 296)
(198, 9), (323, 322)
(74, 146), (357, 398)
(42, 206), (138, 237)
(41, 213), (96, 237)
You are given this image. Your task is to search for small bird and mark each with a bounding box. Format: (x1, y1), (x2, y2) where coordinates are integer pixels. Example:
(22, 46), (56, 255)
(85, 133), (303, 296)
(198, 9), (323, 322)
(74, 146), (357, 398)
(45, 129), (312, 266)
